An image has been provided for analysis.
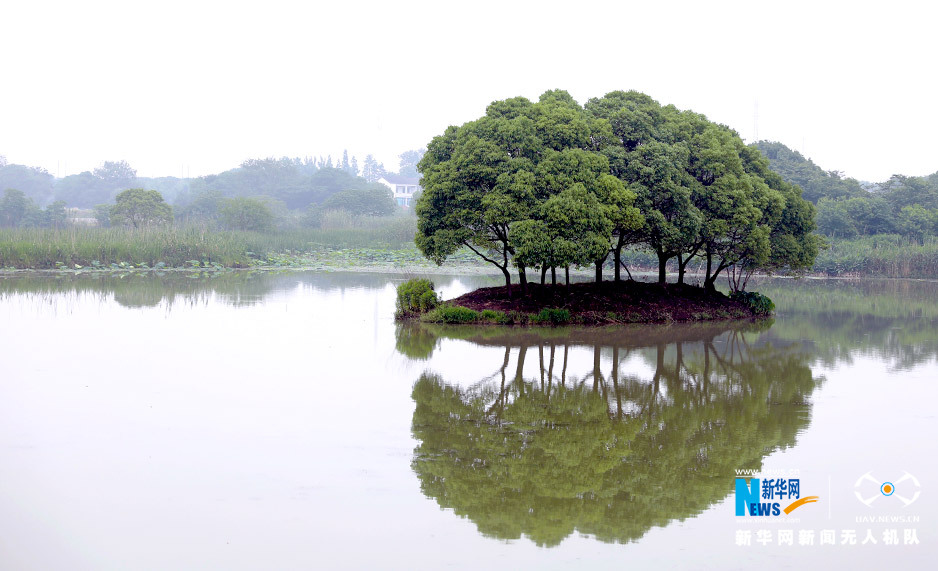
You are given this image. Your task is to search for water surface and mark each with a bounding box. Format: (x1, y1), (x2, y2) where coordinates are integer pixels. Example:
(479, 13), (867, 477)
(0, 272), (934, 569)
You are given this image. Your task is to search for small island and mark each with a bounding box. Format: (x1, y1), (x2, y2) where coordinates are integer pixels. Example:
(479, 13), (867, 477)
(399, 89), (810, 325)
(395, 278), (774, 325)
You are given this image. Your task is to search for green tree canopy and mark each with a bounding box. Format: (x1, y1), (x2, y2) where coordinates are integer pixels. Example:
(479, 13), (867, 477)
(754, 141), (864, 204)
(322, 186), (396, 216)
(417, 89), (818, 292)
(416, 91), (641, 293)
(219, 196), (275, 231)
(110, 189), (173, 228)
(93, 160), (137, 188)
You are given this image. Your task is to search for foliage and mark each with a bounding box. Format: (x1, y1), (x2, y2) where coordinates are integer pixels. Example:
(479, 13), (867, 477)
(897, 205), (936, 244)
(479, 309), (509, 323)
(760, 141), (938, 245)
(754, 141), (865, 204)
(182, 160), (388, 211)
(416, 90), (641, 291)
(0, 164), (55, 206)
(416, 90), (817, 291)
(729, 290), (775, 315)
(110, 189), (173, 228)
(398, 149), (426, 178)
(0, 226), (252, 268)
(93, 160), (137, 187)
(532, 308), (570, 325)
(219, 197), (274, 231)
(93, 204), (112, 227)
(424, 305), (481, 323)
(322, 187), (396, 216)
(0, 189), (31, 227)
(395, 278), (440, 317)
(813, 234), (938, 277)
(0, 189), (69, 228)
(361, 154), (387, 183)
(54, 171), (116, 207)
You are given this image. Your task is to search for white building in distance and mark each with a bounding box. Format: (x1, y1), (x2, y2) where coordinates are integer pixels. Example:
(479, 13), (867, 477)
(377, 175), (421, 208)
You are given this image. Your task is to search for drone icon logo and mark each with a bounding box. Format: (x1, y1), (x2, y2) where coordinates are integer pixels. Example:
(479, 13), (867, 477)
(854, 471), (920, 507)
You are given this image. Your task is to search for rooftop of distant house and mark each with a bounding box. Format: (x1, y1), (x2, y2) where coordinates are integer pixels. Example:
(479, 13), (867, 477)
(378, 174), (420, 185)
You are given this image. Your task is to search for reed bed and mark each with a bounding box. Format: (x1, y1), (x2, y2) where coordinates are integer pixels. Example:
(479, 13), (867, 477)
(0, 216), (418, 269)
(813, 234), (938, 278)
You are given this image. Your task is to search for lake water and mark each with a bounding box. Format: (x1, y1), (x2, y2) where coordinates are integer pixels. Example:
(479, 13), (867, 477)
(1, 271), (934, 569)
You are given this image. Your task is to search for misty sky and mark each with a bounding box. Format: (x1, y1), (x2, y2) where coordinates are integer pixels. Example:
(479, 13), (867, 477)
(1, 0), (935, 182)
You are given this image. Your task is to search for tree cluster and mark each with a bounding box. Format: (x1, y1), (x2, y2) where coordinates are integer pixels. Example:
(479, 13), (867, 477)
(0, 188), (68, 228)
(416, 91), (820, 293)
(756, 141), (938, 243)
(0, 163), (55, 206)
(815, 176), (938, 242)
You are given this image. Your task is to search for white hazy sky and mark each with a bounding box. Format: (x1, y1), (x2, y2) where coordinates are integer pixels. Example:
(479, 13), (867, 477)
(1, 0), (935, 182)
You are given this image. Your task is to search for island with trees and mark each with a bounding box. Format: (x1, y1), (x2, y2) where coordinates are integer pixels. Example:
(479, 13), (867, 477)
(402, 89), (819, 324)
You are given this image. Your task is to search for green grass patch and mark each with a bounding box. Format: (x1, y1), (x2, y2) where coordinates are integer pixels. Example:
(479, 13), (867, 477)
(423, 305), (481, 324)
(480, 309), (511, 323)
(532, 308), (571, 325)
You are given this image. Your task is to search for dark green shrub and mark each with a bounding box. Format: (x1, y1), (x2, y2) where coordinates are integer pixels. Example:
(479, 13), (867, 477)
(396, 278), (440, 317)
(533, 308), (570, 325)
(730, 291), (775, 316)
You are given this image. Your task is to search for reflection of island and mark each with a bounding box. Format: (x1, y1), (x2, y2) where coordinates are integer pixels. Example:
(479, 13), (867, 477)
(403, 322), (822, 546)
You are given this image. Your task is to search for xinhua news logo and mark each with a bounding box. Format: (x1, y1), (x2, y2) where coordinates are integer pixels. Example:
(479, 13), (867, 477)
(735, 478), (820, 516)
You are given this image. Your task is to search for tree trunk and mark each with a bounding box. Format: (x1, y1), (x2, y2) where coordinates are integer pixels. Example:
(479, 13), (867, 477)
(518, 266), (528, 294)
(565, 266), (570, 286)
(501, 266), (512, 297)
(551, 266), (556, 286)
(657, 252), (669, 284)
(540, 265), (547, 285)
(613, 235), (625, 282)
(704, 251), (727, 293)
(595, 260), (603, 283)
(677, 254), (686, 285)
(704, 250), (716, 291)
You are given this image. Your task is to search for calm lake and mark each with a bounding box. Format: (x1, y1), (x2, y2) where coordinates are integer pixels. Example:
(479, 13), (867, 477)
(1, 271), (934, 569)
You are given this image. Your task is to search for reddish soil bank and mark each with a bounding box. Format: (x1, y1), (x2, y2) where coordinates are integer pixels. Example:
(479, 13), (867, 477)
(446, 280), (757, 322)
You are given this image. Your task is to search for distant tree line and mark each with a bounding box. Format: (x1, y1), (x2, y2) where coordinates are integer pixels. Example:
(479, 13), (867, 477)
(0, 150), (426, 231)
(756, 141), (938, 243)
(416, 90), (820, 293)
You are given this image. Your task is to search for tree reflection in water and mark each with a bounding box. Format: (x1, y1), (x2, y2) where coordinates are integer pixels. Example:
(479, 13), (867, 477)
(402, 322), (822, 546)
